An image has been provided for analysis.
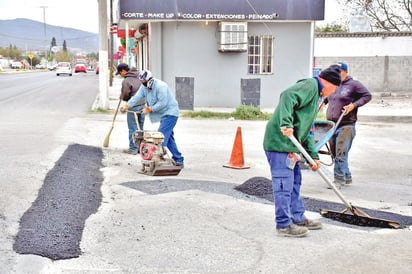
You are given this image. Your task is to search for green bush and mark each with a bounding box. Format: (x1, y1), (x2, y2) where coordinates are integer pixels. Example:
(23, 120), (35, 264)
(232, 104), (271, 120)
(181, 104), (272, 120)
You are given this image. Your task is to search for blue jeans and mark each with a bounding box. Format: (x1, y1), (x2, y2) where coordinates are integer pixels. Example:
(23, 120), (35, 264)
(329, 125), (356, 180)
(265, 151), (306, 228)
(127, 105), (145, 151)
(158, 115), (184, 164)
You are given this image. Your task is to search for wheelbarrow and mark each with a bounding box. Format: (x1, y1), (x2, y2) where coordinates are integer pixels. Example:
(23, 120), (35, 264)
(288, 134), (400, 229)
(312, 112), (345, 165)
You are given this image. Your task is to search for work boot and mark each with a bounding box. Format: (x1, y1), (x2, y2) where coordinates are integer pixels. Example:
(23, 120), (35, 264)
(123, 149), (138, 155)
(295, 218), (322, 230)
(327, 177), (345, 189)
(276, 224), (309, 238)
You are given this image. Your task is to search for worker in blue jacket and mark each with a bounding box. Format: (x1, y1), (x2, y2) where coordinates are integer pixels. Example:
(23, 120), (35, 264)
(125, 70), (184, 167)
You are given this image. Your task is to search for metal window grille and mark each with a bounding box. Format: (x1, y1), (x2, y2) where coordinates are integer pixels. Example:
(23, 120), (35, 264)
(248, 35), (273, 74)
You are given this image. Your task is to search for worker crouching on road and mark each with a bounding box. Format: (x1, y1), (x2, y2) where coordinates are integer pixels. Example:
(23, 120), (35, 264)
(263, 65), (342, 237)
(124, 70), (184, 167)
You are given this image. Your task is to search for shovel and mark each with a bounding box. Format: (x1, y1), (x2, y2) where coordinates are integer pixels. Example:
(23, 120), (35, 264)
(288, 134), (400, 229)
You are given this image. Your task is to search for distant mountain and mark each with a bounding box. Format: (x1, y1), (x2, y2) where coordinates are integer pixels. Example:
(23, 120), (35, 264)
(0, 18), (99, 53)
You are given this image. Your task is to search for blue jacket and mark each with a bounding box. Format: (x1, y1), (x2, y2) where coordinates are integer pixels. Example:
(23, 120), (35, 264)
(127, 78), (180, 123)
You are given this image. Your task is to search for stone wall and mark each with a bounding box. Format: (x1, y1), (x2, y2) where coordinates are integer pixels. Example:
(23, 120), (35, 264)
(314, 56), (412, 94)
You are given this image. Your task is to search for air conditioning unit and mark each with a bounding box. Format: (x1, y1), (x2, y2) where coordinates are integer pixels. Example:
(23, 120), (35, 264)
(218, 22), (248, 52)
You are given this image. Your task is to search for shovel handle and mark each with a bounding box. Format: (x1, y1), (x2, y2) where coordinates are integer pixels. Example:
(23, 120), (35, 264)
(287, 134), (353, 210)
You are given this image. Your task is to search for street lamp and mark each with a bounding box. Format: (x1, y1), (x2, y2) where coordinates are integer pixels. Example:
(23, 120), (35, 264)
(40, 6), (48, 61)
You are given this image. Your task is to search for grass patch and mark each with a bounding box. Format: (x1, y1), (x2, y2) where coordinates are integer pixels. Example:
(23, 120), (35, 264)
(181, 105), (272, 120)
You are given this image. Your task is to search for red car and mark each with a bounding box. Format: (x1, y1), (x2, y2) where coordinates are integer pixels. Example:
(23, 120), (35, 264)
(74, 63), (87, 73)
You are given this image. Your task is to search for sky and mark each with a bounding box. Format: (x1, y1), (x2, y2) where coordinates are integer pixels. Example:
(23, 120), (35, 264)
(0, 0), (100, 33)
(0, 0), (343, 33)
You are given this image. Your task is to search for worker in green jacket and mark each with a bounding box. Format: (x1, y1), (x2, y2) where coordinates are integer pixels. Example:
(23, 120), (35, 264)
(263, 65), (342, 238)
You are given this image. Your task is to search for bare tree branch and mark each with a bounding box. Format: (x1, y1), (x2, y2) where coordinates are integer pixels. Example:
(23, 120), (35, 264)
(337, 0), (412, 31)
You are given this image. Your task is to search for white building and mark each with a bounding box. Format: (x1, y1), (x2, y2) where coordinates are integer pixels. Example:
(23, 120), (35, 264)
(114, 0), (326, 109)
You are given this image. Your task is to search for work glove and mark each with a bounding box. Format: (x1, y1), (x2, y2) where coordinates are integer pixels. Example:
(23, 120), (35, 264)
(120, 103), (129, 113)
(140, 106), (152, 114)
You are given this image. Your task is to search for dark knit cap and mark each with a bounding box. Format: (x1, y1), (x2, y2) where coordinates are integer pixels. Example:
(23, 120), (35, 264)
(116, 63), (129, 75)
(319, 65), (341, 86)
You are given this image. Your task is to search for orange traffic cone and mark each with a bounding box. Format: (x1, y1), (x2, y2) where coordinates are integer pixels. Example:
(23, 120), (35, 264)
(223, 126), (250, 169)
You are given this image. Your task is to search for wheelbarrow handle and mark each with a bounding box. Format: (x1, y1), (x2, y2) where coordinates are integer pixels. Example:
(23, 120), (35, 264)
(333, 111), (345, 131)
(287, 134), (353, 210)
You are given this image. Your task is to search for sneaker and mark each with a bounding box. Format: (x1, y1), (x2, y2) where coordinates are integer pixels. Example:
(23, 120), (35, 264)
(175, 162), (184, 168)
(276, 224), (309, 238)
(123, 149), (138, 155)
(295, 218), (322, 230)
(345, 178), (353, 184)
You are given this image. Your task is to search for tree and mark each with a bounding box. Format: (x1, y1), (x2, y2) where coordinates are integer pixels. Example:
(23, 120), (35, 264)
(50, 37), (57, 49)
(338, 0), (412, 31)
(55, 50), (71, 62)
(1, 44), (22, 60)
(316, 23), (349, 32)
(49, 37), (57, 62)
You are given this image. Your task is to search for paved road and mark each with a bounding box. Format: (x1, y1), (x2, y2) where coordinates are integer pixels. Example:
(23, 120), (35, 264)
(0, 71), (98, 272)
(1, 75), (411, 273)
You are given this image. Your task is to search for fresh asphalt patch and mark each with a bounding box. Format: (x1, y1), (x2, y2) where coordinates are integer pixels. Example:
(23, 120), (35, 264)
(13, 144), (103, 260)
(236, 177), (412, 229)
(122, 176), (412, 229)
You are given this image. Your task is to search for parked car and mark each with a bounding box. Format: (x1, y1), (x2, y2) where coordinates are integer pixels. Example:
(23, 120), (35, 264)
(95, 66), (99, 74)
(74, 63), (87, 73)
(11, 61), (23, 69)
(55, 62), (73, 76)
(48, 63), (58, 71)
(35, 64), (46, 69)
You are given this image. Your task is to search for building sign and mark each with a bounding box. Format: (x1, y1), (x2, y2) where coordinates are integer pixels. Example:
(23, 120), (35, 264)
(118, 0), (325, 21)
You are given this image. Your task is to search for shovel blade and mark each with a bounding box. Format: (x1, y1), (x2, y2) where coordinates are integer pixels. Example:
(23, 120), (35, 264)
(320, 209), (401, 229)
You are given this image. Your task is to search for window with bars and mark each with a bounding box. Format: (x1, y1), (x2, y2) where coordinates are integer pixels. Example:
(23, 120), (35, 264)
(248, 35), (274, 74)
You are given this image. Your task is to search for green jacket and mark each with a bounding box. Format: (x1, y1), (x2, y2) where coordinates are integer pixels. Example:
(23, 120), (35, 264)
(263, 78), (320, 159)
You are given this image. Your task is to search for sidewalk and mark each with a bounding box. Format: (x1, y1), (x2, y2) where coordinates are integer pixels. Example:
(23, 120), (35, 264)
(106, 77), (412, 119)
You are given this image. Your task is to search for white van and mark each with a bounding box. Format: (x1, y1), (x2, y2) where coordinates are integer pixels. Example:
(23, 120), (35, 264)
(11, 61), (23, 69)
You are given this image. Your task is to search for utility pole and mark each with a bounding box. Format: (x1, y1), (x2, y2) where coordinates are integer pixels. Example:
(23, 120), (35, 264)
(96, 0), (109, 110)
(40, 6), (48, 61)
(109, 0), (114, 87)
